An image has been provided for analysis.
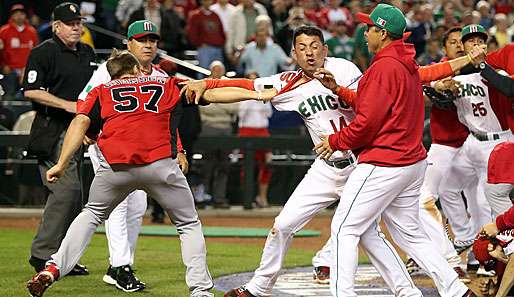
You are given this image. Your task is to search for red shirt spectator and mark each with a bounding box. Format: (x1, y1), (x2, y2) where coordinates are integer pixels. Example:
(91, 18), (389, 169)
(187, 5), (226, 48)
(0, 5), (38, 71)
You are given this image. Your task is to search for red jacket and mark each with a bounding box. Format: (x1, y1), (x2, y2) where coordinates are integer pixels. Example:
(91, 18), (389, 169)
(0, 19), (38, 69)
(186, 9), (225, 48)
(486, 43), (514, 75)
(329, 39), (427, 166)
(497, 203), (514, 231)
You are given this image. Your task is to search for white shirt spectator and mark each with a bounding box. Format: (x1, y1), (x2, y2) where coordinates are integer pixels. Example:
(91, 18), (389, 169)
(238, 101), (272, 128)
(210, 2), (236, 34)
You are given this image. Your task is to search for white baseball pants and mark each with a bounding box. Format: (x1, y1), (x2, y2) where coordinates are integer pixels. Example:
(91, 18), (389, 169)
(331, 160), (469, 297)
(246, 159), (421, 297)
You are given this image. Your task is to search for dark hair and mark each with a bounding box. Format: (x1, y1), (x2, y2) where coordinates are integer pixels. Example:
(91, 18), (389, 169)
(106, 49), (141, 79)
(442, 26), (462, 47)
(293, 25), (325, 46)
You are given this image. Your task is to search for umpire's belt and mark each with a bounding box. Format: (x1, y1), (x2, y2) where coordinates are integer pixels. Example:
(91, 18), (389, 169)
(323, 156), (356, 169)
(470, 130), (510, 142)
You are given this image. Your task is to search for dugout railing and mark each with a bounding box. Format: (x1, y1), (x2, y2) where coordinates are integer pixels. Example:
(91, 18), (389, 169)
(0, 131), (313, 209)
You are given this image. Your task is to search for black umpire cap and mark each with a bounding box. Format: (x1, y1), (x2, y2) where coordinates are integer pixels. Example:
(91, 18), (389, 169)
(52, 2), (84, 22)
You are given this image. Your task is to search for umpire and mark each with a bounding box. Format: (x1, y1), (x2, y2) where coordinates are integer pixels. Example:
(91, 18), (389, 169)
(22, 2), (96, 274)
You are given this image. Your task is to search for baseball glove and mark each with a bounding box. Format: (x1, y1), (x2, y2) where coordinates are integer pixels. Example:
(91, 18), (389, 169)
(422, 85), (456, 110)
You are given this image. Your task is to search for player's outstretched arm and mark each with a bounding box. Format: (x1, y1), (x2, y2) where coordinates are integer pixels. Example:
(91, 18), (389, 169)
(46, 114), (91, 183)
(203, 87), (277, 103)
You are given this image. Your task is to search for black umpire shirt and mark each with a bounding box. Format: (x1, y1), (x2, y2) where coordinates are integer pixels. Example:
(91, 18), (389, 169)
(22, 34), (96, 125)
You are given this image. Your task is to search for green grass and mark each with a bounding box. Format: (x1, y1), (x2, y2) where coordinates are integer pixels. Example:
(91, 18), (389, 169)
(0, 228), (317, 297)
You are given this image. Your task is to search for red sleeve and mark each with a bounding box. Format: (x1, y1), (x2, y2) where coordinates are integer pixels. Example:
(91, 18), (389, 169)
(176, 129), (183, 151)
(329, 66), (394, 151)
(336, 86), (357, 109)
(205, 79), (255, 90)
(496, 206), (514, 231)
(419, 62), (453, 83)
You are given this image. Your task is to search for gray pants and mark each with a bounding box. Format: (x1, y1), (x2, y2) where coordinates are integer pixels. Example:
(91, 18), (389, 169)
(51, 156), (213, 296)
(31, 133), (83, 261)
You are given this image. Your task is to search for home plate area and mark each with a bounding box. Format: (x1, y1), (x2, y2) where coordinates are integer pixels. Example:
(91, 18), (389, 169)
(214, 265), (438, 296)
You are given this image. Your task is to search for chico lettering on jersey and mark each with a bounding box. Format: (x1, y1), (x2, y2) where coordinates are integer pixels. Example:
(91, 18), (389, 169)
(298, 94), (350, 117)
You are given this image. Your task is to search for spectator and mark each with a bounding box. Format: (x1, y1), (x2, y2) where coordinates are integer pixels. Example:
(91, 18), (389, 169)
(494, 0), (513, 15)
(0, 4), (38, 99)
(269, 0), (290, 34)
(326, 21), (354, 61)
(116, 0), (144, 29)
(301, 0), (329, 30)
(198, 61), (238, 208)
(406, 5), (432, 58)
(237, 76), (273, 208)
(326, 0), (353, 32)
(186, 0), (225, 77)
(275, 7), (308, 56)
(417, 39), (443, 66)
(210, 0), (236, 34)
(487, 36), (500, 53)
(352, 1), (374, 71)
(476, 1), (493, 30)
(22, 2), (96, 274)
(256, 14), (274, 36)
(226, 0), (268, 63)
(174, 0), (198, 20)
(437, 2), (459, 28)
(129, 0), (186, 56)
(239, 28), (291, 77)
(489, 14), (514, 48)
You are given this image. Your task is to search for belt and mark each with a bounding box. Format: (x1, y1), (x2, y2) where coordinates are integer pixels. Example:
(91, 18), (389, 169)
(323, 156), (356, 169)
(471, 131), (501, 142)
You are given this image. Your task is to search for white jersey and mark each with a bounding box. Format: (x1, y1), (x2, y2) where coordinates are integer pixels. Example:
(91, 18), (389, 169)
(453, 72), (503, 134)
(78, 62), (168, 100)
(254, 57), (362, 160)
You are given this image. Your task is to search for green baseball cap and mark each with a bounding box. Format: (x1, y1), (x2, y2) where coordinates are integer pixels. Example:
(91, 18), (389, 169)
(127, 20), (160, 40)
(461, 24), (488, 43)
(356, 3), (406, 38)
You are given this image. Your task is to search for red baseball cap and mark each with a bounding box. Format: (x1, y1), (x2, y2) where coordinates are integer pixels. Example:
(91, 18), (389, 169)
(10, 4), (26, 14)
(472, 236), (495, 265)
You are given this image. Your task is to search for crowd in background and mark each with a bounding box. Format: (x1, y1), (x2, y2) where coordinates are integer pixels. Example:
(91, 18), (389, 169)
(0, 0), (512, 208)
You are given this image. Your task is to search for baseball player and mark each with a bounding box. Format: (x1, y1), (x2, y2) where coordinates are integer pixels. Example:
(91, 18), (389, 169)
(308, 29), (488, 283)
(182, 25), (431, 297)
(26, 50), (213, 297)
(314, 4), (473, 297)
(438, 25), (513, 222)
(77, 20), (187, 290)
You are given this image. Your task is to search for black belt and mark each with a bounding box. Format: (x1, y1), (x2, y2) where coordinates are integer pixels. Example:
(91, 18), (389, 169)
(323, 156), (355, 169)
(471, 131), (500, 142)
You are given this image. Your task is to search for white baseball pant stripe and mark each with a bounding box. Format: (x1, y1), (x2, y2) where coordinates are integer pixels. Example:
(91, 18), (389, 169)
(246, 159), (421, 297)
(331, 161), (468, 297)
(51, 157), (213, 296)
(89, 144), (147, 267)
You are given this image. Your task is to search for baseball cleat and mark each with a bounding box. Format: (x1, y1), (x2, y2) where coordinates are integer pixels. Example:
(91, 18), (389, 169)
(67, 263), (89, 276)
(313, 266), (330, 284)
(405, 258), (426, 276)
(476, 267), (496, 277)
(113, 265), (146, 292)
(102, 265), (117, 285)
(224, 286), (257, 297)
(454, 239), (474, 254)
(27, 264), (59, 297)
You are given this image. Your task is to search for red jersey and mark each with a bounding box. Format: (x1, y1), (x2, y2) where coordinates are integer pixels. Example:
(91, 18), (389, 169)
(77, 76), (184, 165)
(0, 19), (38, 69)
